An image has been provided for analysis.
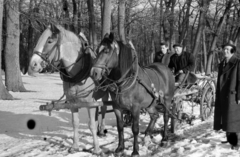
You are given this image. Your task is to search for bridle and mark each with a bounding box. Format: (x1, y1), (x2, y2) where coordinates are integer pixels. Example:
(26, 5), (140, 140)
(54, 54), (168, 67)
(34, 32), (94, 79)
(92, 41), (119, 76)
(93, 40), (138, 94)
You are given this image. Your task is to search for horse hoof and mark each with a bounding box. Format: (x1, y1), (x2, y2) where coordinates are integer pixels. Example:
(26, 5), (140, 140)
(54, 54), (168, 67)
(68, 147), (80, 154)
(97, 129), (107, 137)
(160, 141), (169, 147)
(231, 145), (240, 150)
(92, 149), (105, 156)
(131, 153), (140, 157)
(114, 151), (124, 157)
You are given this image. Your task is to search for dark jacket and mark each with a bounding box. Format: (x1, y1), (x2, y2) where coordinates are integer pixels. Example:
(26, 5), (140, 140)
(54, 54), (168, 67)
(154, 50), (173, 66)
(214, 54), (240, 132)
(168, 51), (195, 74)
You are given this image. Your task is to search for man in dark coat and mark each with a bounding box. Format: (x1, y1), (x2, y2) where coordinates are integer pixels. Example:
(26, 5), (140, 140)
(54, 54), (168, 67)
(168, 44), (197, 85)
(214, 43), (240, 148)
(154, 42), (173, 66)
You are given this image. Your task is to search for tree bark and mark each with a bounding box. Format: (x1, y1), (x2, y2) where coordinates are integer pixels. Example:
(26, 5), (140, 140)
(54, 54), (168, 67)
(62, 0), (70, 30)
(159, 0), (163, 43)
(125, 0), (133, 40)
(179, 0), (192, 47)
(19, 0), (28, 74)
(192, 0), (210, 57)
(101, 0), (112, 38)
(169, 0), (176, 49)
(0, 0), (13, 100)
(5, 0), (26, 92)
(87, 0), (98, 50)
(72, 0), (78, 33)
(206, 0), (233, 74)
(118, 0), (126, 43)
(202, 28), (207, 71)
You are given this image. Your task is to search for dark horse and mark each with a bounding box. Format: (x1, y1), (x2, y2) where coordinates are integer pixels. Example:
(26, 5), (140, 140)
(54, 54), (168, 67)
(91, 33), (175, 157)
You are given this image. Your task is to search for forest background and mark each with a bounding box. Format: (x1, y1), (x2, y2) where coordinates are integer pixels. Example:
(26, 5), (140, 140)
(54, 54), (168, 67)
(0, 0), (239, 100)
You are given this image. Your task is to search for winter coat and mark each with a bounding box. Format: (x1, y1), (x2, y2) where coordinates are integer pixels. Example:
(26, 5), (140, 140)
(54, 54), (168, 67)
(154, 50), (173, 66)
(214, 54), (240, 132)
(168, 51), (195, 75)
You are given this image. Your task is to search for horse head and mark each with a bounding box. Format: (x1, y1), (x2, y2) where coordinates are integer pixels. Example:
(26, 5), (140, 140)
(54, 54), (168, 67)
(28, 24), (60, 73)
(28, 24), (93, 77)
(91, 33), (119, 81)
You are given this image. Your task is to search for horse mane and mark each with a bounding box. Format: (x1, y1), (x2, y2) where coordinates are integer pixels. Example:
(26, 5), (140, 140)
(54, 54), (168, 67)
(117, 41), (133, 75)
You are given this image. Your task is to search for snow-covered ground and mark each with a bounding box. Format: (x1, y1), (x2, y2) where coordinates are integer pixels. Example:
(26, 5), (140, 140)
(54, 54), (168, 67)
(0, 73), (239, 157)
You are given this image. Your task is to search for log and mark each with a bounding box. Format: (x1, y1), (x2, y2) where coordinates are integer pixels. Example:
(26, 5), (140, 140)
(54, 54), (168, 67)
(39, 100), (114, 113)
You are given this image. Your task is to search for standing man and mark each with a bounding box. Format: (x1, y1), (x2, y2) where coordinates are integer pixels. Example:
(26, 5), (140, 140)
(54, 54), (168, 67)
(168, 44), (196, 84)
(154, 42), (173, 66)
(214, 43), (240, 149)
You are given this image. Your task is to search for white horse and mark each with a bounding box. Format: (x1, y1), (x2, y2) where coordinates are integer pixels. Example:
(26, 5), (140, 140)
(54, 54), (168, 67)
(28, 25), (108, 155)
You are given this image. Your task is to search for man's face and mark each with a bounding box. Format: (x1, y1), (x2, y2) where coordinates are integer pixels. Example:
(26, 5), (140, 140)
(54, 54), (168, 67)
(160, 45), (168, 54)
(223, 46), (233, 59)
(174, 46), (182, 55)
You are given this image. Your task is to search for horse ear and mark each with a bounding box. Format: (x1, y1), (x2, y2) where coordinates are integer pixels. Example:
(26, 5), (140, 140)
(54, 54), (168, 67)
(103, 33), (109, 39)
(109, 32), (114, 41)
(85, 48), (97, 59)
(49, 24), (60, 34)
(79, 32), (89, 45)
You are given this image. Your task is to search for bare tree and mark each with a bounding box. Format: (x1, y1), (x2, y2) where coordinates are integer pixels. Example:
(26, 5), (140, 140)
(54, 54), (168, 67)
(206, 0), (233, 74)
(118, 0), (126, 43)
(192, 0), (210, 57)
(102, 0), (112, 38)
(87, 0), (98, 50)
(0, 0), (13, 100)
(4, 0), (26, 92)
(72, 0), (78, 33)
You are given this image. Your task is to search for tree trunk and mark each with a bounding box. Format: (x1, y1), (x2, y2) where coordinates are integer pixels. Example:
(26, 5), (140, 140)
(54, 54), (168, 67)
(118, 0), (126, 43)
(62, 0), (70, 30)
(192, 0), (210, 57)
(125, 0), (133, 40)
(233, 27), (240, 45)
(87, 0), (98, 50)
(202, 28), (207, 71)
(72, 0), (78, 33)
(150, 31), (155, 63)
(159, 0), (163, 43)
(101, 0), (111, 38)
(179, 0), (192, 47)
(169, 0), (176, 49)
(5, 0), (26, 92)
(0, 0), (13, 100)
(77, 0), (83, 33)
(19, 0), (28, 74)
(206, 0), (233, 74)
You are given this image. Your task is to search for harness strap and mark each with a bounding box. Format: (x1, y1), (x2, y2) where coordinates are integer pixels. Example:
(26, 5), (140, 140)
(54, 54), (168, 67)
(136, 77), (156, 99)
(137, 67), (182, 122)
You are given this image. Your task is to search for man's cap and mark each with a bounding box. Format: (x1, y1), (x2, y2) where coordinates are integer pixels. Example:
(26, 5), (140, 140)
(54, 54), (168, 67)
(221, 43), (236, 49)
(173, 44), (182, 48)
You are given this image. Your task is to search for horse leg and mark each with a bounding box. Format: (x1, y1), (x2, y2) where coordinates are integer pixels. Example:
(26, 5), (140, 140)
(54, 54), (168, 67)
(114, 107), (125, 156)
(87, 107), (101, 154)
(97, 93), (108, 137)
(68, 109), (80, 153)
(131, 107), (140, 157)
(161, 99), (171, 147)
(144, 107), (159, 145)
